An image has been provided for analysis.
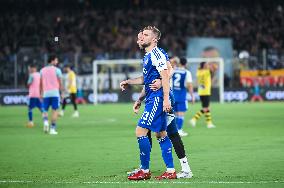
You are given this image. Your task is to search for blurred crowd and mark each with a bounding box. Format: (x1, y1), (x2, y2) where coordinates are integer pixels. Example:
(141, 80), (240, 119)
(0, 0), (284, 88)
(0, 0), (283, 60)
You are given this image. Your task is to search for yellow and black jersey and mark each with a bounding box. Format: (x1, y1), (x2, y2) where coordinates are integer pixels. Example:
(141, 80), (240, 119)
(197, 69), (211, 96)
(68, 70), (77, 94)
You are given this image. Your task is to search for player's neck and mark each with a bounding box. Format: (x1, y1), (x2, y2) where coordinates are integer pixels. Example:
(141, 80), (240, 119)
(145, 44), (157, 53)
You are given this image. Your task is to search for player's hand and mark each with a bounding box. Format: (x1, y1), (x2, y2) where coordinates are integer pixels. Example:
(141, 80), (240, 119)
(120, 80), (129, 91)
(133, 100), (142, 114)
(149, 79), (162, 91)
(163, 99), (171, 112)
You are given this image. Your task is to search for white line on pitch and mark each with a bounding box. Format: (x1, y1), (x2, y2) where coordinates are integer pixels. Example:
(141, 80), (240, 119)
(0, 180), (284, 184)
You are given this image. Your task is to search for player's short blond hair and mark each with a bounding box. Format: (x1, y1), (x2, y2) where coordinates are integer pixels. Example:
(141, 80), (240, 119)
(171, 56), (180, 64)
(143, 26), (161, 41)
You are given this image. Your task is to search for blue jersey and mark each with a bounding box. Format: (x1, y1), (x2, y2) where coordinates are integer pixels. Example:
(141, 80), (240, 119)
(143, 47), (168, 101)
(159, 48), (169, 61)
(172, 67), (193, 102)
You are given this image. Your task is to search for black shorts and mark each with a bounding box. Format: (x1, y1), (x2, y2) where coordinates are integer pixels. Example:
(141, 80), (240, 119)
(63, 93), (77, 102)
(200, 95), (210, 108)
(69, 93), (77, 100)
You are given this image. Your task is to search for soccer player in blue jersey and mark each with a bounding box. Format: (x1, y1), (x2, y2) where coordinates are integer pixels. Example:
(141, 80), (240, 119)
(120, 26), (176, 180)
(172, 57), (195, 136)
(126, 32), (193, 178)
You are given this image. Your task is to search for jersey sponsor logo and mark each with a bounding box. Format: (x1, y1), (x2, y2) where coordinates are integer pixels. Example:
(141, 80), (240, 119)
(158, 61), (165, 68)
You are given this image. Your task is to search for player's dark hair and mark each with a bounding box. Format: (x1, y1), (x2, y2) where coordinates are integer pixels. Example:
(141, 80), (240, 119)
(200, 62), (206, 69)
(48, 54), (57, 63)
(180, 57), (187, 66)
(143, 25), (161, 40)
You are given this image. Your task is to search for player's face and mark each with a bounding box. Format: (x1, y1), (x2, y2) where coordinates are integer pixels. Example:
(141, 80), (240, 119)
(53, 58), (59, 66)
(141, 30), (155, 48)
(137, 32), (144, 49)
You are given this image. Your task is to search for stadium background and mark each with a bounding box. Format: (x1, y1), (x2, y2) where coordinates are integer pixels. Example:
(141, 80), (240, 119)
(0, 0), (283, 187)
(0, 0), (284, 104)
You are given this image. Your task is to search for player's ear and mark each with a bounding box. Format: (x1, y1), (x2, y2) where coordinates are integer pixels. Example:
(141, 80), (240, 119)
(153, 37), (158, 43)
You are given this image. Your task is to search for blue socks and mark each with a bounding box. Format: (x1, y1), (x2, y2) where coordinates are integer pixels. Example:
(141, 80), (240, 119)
(176, 116), (184, 130)
(137, 135), (174, 170)
(137, 136), (151, 170)
(28, 108), (33, 122)
(158, 136), (174, 168)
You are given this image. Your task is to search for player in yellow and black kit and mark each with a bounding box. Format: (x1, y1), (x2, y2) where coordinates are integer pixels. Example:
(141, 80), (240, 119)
(60, 64), (79, 117)
(189, 62), (217, 128)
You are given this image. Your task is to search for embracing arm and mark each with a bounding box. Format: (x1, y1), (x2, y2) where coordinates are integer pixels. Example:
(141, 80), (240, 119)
(160, 69), (171, 112)
(166, 61), (174, 79)
(120, 76), (144, 91)
(187, 82), (195, 104)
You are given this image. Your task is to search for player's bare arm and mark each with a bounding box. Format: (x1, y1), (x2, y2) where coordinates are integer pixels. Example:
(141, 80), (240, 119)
(187, 82), (195, 104)
(120, 76), (144, 91)
(149, 61), (173, 91)
(160, 69), (171, 112)
(167, 61), (174, 78)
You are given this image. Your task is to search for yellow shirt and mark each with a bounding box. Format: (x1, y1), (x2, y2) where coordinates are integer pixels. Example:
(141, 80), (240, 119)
(197, 69), (211, 96)
(68, 70), (77, 93)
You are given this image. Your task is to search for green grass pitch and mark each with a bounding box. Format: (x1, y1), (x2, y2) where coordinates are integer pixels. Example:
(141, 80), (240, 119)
(0, 102), (283, 188)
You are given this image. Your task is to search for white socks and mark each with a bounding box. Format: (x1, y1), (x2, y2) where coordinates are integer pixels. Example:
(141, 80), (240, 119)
(166, 168), (175, 173)
(141, 169), (149, 173)
(179, 157), (191, 172)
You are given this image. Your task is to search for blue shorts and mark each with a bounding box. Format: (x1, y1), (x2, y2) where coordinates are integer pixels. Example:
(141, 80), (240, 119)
(174, 101), (188, 112)
(137, 97), (167, 133)
(28, 97), (43, 110)
(43, 97), (60, 112)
